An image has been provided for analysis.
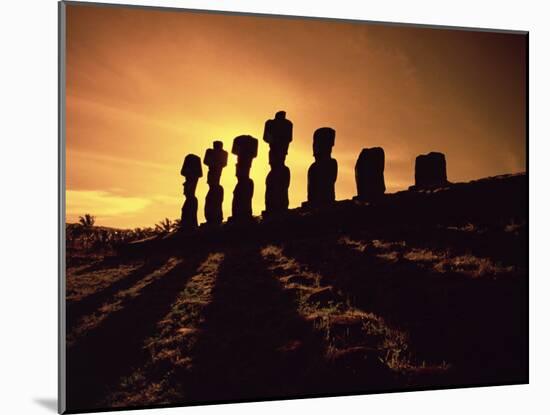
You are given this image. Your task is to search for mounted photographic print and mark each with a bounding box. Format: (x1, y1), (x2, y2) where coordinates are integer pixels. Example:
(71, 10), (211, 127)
(58, 1), (528, 413)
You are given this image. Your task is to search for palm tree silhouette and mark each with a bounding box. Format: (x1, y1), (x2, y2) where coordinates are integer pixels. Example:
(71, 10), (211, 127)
(154, 218), (174, 234)
(78, 214), (96, 228)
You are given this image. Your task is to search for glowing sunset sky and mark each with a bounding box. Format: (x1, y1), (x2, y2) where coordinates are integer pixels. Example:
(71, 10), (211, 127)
(64, 4), (526, 229)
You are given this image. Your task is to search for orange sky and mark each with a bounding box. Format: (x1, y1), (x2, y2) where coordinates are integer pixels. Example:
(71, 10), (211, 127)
(64, 4), (526, 229)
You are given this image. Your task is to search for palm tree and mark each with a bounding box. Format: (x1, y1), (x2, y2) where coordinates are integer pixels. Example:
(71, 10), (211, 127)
(155, 218), (174, 234)
(78, 213), (96, 228)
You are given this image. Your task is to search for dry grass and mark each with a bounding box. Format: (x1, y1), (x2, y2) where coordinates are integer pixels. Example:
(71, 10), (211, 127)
(504, 220), (526, 235)
(446, 223), (477, 233)
(108, 253), (224, 407)
(261, 245), (417, 371)
(339, 236), (516, 278)
(405, 248), (515, 277)
(67, 261), (144, 302)
(68, 258), (181, 345)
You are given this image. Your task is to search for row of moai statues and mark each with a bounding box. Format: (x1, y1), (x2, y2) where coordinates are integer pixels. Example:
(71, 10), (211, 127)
(179, 111), (449, 230)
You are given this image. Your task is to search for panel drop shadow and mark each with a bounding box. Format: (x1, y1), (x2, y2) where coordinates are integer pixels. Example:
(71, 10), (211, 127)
(33, 398), (57, 412)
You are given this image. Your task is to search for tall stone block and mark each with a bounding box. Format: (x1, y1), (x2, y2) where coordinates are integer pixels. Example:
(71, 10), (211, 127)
(413, 152), (448, 189)
(230, 135), (258, 222)
(263, 111), (293, 216)
(203, 141), (228, 225)
(303, 127), (338, 208)
(180, 154), (203, 230)
(354, 147), (386, 202)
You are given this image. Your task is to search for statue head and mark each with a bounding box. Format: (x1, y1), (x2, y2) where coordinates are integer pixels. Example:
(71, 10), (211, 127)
(275, 110), (286, 120)
(181, 154), (203, 179)
(232, 135), (258, 179)
(313, 127), (335, 160)
(181, 154), (202, 196)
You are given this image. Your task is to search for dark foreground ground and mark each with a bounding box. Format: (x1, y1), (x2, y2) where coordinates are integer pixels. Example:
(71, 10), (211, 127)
(65, 173), (527, 413)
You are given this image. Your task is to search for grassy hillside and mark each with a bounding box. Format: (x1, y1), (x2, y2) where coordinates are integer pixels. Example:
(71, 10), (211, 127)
(65, 173), (527, 412)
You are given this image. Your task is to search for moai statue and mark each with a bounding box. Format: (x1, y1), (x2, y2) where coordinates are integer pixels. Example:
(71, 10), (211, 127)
(354, 147), (386, 202)
(263, 111), (293, 215)
(180, 154), (203, 230)
(203, 141), (228, 225)
(412, 152), (448, 189)
(229, 135), (258, 222)
(304, 127), (338, 208)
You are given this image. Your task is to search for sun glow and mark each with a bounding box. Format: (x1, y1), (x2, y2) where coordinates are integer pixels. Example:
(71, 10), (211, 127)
(65, 5), (526, 229)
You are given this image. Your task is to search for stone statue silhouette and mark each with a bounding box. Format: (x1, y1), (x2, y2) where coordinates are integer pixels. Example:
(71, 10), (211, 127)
(203, 141), (228, 225)
(411, 152), (449, 189)
(354, 147), (386, 202)
(263, 111), (293, 215)
(304, 127), (338, 208)
(229, 135), (258, 222)
(180, 154), (203, 230)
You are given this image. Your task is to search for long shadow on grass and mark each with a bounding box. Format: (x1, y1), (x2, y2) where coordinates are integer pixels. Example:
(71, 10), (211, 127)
(66, 252), (208, 413)
(282, 236), (528, 387)
(71, 256), (128, 276)
(66, 258), (167, 333)
(181, 247), (395, 404)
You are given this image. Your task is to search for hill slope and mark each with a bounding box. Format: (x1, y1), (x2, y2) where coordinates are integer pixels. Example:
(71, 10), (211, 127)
(65, 173), (527, 412)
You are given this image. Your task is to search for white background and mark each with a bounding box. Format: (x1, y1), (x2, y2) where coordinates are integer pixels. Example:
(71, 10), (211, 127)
(0, 0), (546, 413)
